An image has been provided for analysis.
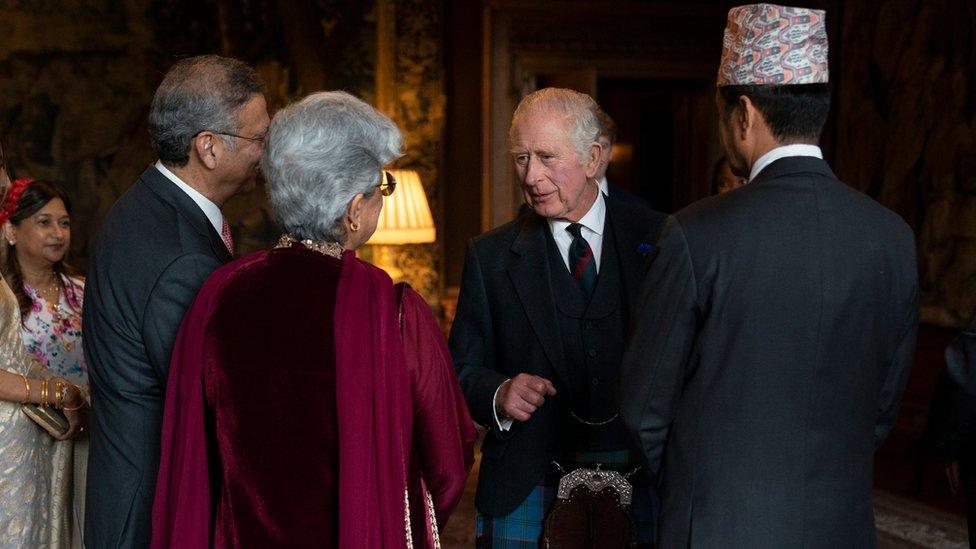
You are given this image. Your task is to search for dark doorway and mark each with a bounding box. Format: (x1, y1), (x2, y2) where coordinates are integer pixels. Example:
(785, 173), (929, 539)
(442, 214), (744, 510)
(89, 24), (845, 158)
(598, 78), (718, 213)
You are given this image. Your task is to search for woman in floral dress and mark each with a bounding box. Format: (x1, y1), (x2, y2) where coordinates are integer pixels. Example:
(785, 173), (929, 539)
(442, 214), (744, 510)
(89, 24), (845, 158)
(2, 178), (88, 548)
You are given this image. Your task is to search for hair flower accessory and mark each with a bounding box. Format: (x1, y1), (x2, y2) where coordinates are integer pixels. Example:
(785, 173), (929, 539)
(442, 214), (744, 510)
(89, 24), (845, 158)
(636, 243), (653, 256)
(0, 178), (33, 225)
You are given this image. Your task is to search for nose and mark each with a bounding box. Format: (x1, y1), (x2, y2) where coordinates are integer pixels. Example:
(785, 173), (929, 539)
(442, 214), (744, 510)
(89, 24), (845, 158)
(51, 224), (65, 240)
(523, 156), (545, 186)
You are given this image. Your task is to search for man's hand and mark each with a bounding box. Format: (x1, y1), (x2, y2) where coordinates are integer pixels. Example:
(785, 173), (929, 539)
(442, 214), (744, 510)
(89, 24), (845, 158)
(495, 374), (556, 422)
(58, 406), (89, 441)
(56, 383), (89, 441)
(945, 461), (961, 497)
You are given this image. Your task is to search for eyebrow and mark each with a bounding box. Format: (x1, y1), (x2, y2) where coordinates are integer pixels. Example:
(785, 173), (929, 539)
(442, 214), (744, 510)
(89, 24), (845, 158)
(511, 148), (556, 156)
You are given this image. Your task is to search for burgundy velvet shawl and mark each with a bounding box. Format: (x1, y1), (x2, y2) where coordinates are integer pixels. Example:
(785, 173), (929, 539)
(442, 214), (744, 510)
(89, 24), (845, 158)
(151, 247), (470, 548)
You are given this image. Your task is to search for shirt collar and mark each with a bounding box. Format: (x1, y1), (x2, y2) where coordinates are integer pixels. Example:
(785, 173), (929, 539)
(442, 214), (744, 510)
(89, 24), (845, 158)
(598, 177), (609, 196)
(749, 144), (823, 182)
(155, 160), (224, 233)
(548, 187), (606, 237)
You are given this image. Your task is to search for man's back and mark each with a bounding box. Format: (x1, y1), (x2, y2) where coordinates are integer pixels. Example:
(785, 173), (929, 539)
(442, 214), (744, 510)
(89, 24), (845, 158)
(83, 166), (226, 547)
(622, 156), (918, 547)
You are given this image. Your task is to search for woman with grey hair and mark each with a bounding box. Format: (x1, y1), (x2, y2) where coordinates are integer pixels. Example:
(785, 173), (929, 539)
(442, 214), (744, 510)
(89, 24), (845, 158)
(151, 91), (475, 549)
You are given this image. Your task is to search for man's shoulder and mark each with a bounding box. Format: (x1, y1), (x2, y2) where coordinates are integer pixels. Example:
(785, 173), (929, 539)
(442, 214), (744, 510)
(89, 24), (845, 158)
(606, 195), (667, 225)
(605, 195), (668, 242)
(94, 170), (212, 266)
(469, 212), (538, 251)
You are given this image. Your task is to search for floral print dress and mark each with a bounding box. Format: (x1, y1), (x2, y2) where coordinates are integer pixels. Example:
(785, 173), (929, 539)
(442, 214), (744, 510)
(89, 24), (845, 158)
(22, 274), (87, 388)
(19, 273), (88, 548)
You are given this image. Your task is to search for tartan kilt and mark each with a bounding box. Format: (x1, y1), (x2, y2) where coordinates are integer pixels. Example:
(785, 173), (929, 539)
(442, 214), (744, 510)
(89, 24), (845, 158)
(475, 450), (658, 548)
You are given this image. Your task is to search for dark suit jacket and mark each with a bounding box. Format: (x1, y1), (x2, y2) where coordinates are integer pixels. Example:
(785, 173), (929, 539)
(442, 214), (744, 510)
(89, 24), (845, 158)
(922, 317), (976, 463)
(607, 183), (652, 210)
(620, 156), (919, 547)
(83, 165), (231, 548)
(449, 196), (666, 516)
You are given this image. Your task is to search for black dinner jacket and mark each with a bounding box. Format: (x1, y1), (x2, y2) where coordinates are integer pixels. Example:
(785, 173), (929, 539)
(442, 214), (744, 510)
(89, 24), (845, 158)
(449, 196), (666, 516)
(83, 165), (232, 548)
(620, 156), (919, 548)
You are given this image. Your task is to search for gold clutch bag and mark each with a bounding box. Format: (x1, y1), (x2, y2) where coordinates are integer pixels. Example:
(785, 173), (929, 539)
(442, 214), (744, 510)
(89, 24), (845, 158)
(21, 404), (69, 438)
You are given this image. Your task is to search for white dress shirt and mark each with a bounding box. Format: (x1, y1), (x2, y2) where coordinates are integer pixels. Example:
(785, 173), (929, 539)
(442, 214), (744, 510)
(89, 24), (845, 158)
(493, 190), (607, 430)
(155, 160), (224, 234)
(598, 177), (609, 196)
(749, 144), (824, 182)
(548, 190), (606, 273)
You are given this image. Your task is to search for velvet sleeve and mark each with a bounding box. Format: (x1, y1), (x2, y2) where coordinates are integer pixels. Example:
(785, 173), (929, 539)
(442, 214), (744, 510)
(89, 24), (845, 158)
(400, 286), (476, 527)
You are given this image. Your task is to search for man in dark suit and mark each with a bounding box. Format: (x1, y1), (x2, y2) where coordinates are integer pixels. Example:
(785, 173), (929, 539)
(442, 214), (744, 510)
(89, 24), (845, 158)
(594, 109), (652, 209)
(451, 87), (666, 546)
(619, 4), (919, 547)
(83, 55), (269, 547)
(920, 317), (976, 541)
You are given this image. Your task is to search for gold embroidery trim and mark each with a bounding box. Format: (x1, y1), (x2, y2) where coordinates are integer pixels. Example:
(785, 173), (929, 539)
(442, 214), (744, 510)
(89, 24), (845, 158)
(275, 234), (344, 259)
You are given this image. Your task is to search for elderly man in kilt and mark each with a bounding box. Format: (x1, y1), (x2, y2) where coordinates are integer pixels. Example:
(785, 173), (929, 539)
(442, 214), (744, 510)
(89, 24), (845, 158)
(450, 87), (667, 547)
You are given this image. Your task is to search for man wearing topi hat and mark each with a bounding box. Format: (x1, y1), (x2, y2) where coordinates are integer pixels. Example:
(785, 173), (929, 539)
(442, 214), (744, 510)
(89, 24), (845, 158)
(619, 4), (918, 547)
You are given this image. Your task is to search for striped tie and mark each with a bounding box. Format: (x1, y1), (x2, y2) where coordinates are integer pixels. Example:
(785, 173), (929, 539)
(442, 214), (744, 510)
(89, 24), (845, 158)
(566, 223), (597, 299)
(220, 218), (235, 256)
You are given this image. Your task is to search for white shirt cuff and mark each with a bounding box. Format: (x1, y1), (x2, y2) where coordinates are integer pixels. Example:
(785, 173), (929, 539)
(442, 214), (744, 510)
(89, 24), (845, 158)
(492, 383), (513, 431)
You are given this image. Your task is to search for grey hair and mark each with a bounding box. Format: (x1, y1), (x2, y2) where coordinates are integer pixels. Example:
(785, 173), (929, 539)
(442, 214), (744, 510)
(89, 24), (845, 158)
(149, 55), (263, 167)
(262, 91), (404, 243)
(509, 87), (602, 165)
(595, 108), (618, 145)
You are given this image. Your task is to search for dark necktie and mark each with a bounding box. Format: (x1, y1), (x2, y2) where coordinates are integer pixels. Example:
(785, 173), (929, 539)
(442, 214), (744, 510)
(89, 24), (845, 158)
(220, 218), (235, 256)
(566, 223), (597, 299)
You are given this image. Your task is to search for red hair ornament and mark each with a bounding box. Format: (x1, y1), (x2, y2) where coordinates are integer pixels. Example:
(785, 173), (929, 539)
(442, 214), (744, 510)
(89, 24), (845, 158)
(0, 178), (33, 225)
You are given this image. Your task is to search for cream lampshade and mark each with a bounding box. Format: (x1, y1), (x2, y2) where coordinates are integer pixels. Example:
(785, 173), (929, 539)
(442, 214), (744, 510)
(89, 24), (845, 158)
(367, 169), (436, 245)
(366, 169), (435, 280)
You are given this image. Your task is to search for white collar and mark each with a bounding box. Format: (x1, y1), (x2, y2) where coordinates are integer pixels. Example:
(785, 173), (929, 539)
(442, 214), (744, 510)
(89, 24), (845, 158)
(154, 160), (224, 234)
(548, 187), (605, 237)
(749, 144), (823, 182)
(598, 177), (609, 196)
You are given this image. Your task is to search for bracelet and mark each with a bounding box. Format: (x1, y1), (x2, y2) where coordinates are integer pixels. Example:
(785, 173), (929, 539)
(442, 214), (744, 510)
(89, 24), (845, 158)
(40, 379), (48, 408)
(54, 380), (64, 409)
(17, 373), (29, 404)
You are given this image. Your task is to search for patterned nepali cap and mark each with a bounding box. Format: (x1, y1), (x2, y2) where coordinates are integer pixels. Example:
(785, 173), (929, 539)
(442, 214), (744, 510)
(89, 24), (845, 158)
(717, 3), (829, 86)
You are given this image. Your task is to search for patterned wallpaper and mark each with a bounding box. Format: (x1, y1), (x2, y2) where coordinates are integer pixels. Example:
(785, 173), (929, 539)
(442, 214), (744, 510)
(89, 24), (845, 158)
(0, 0), (445, 309)
(832, 0), (976, 327)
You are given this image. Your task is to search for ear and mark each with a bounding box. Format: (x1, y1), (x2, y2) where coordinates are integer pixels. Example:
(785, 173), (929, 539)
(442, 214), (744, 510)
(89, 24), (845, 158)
(2, 221), (14, 244)
(346, 193), (366, 228)
(735, 95), (754, 141)
(192, 132), (219, 170)
(584, 142), (602, 179)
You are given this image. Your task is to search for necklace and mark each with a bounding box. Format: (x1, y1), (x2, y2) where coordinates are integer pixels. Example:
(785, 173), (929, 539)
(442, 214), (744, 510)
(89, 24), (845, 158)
(49, 275), (64, 323)
(30, 274), (63, 322)
(275, 234), (344, 259)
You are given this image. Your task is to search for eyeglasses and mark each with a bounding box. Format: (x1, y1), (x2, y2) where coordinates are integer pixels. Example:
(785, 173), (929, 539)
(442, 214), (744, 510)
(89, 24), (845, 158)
(377, 170), (396, 196)
(193, 130), (265, 144)
(216, 131), (265, 144)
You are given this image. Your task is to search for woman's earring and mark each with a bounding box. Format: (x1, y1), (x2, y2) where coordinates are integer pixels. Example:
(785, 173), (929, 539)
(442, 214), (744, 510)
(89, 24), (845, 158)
(349, 221), (360, 232)
(7, 240), (13, 246)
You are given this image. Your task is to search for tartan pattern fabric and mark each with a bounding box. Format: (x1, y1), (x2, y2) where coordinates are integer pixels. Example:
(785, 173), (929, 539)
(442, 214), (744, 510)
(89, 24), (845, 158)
(566, 223), (597, 299)
(476, 450), (658, 548)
